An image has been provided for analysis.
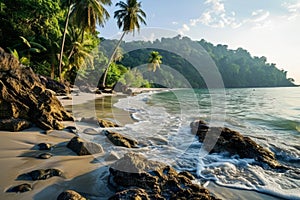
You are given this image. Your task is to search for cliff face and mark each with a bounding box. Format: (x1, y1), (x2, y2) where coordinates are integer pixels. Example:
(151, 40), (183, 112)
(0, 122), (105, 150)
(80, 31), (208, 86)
(0, 48), (73, 131)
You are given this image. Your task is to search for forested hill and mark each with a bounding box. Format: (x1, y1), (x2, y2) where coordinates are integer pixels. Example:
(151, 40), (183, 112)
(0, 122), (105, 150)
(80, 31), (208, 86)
(103, 36), (295, 88)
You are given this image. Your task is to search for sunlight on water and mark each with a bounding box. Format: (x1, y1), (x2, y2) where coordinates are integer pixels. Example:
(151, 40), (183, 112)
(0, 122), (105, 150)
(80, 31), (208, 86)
(94, 87), (300, 199)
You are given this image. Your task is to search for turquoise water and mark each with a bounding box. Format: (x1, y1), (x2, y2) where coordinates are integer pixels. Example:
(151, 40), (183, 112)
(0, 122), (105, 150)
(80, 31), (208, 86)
(112, 87), (300, 199)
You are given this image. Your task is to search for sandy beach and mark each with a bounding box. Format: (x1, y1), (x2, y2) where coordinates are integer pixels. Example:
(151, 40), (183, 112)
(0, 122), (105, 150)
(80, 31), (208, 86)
(0, 90), (284, 200)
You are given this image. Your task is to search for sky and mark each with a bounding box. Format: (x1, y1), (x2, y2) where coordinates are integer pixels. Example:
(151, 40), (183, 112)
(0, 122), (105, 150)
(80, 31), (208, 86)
(99, 0), (300, 84)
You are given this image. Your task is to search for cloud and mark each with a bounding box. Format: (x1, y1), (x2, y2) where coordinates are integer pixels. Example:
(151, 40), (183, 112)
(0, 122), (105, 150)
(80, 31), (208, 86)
(205, 0), (225, 13)
(189, 0), (241, 28)
(251, 9), (270, 22)
(178, 23), (190, 35)
(282, 1), (300, 20)
(189, 0), (271, 30)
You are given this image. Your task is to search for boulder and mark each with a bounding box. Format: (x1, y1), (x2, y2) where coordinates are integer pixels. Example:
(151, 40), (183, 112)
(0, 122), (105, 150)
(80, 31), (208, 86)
(57, 190), (86, 200)
(80, 117), (120, 128)
(108, 153), (220, 200)
(103, 130), (138, 148)
(37, 152), (53, 159)
(109, 188), (151, 200)
(38, 75), (70, 95)
(6, 183), (32, 193)
(98, 119), (120, 128)
(38, 143), (53, 150)
(20, 168), (62, 180)
(190, 120), (286, 169)
(67, 136), (104, 156)
(0, 118), (31, 131)
(0, 48), (73, 130)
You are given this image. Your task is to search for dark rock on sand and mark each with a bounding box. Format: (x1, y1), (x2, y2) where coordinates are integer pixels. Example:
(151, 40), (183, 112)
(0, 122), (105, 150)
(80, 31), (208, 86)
(65, 126), (79, 134)
(38, 143), (52, 150)
(57, 190), (86, 200)
(98, 118), (120, 128)
(103, 130), (138, 148)
(80, 117), (120, 128)
(6, 183), (32, 193)
(37, 152), (53, 159)
(19, 169), (62, 180)
(108, 153), (220, 200)
(109, 188), (151, 200)
(190, 120), (286, 169)
(0, 48), (73, 130)
(0, 118), (31, 131)
(67, 136), (104, 156)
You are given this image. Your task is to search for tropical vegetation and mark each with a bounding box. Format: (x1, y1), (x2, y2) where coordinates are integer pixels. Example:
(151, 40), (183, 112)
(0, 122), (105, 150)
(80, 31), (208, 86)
(0, 0), (295, 89)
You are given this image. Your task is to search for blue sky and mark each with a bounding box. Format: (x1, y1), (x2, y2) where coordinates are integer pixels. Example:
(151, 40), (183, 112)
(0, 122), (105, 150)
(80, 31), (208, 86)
(99, 0), (300, 83)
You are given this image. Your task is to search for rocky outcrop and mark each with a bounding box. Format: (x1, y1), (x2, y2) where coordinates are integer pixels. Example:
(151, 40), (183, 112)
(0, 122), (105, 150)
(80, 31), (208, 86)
(108, 153), (220, 200)
(38, 75), (70, 95)
(67, 136), (104, 156)
(190, 120), (286, 169)
(57, 190), (86, 200)
(0, 48), (73, 130)
(103, 130), (138, 148)
(0, 118), (31, 131)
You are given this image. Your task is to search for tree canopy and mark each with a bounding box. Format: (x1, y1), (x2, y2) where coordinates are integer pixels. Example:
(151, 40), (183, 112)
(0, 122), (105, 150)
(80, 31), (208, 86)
(102, 36), (295, 88)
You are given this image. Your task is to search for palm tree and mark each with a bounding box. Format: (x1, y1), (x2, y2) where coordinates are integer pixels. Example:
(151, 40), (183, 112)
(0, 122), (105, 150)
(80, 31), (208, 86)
(100, 0), (146, 89)
(148, 51), (162, 72)
(58, 0), (111, 82)
(71, 0), (111, 39)
(61, 26), (96, 80)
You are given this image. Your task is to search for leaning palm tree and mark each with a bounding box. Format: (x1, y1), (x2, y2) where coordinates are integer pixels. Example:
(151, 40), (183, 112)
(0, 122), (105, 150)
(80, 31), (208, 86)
(148, 51), (162, 72)
(58, 0), (111, 82)
(100, 0), (146, 89)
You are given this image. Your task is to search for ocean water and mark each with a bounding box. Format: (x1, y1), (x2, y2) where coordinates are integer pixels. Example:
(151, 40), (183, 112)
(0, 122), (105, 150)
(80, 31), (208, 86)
(79, 87), (300, 199)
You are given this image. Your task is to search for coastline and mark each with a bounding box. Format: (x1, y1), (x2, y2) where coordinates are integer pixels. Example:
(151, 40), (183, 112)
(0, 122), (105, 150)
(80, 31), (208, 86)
(0, 88), (285, 200)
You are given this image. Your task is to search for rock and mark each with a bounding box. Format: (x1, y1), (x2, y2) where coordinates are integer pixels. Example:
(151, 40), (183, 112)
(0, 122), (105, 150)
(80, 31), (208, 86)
(38, 143), (52, 150)
(38, 75), (70, 95)
(109, 188), (151, 200)
(57, 190), (86, 200)
(37, 152), (53, 159)
(83, 128), (99, 135)
(67, 136), (104, 156)
(108, 153), (220, 200)
(65, 126), (79, 134)
(22, 169), (62, 180)
(113, 82), (128, 93)
(190, 120), (286, 169)
(80, 117), (120, 128)
(0, 48), (73, 130)
(62, 96), (72, 100)
(6, 183), (32, 193)
(105, 151), (120, 162)
(98, 119), (120, 128)
(0, 118), (31, 131)
(103, 130), (138, 148)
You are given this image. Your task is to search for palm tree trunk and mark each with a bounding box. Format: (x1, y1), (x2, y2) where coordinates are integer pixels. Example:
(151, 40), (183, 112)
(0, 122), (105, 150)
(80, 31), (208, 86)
(100, 31), (126, 89)
(58, 4), (72, 82)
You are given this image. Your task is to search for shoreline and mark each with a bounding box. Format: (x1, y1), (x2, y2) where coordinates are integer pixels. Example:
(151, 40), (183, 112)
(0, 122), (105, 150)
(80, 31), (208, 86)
(0, 88), (286, 199)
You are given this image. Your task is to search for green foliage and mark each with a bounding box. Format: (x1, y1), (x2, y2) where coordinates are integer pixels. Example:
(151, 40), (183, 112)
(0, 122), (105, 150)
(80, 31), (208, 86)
(106, 36), (295, 88)
(114, 0), (147, 33)
(148, 51), (162, 72)
(120, 68), (151, 87)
